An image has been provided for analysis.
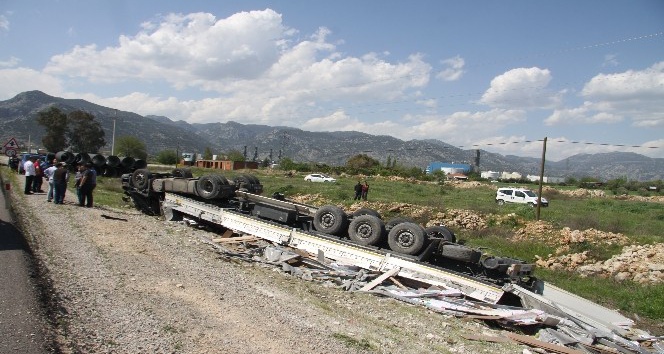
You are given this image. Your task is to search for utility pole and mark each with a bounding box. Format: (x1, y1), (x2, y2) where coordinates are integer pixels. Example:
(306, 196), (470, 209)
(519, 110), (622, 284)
(536, 137), (547, 221)
(111, 109), (117, 155)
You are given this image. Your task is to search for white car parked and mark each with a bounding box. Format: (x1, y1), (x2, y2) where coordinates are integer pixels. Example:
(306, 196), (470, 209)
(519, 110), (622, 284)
(496, 187), (548, 207)
(304, 173), (336, 182)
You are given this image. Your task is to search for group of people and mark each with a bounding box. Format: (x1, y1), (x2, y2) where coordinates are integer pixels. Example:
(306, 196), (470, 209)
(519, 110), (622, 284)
(354, 181), (370, 201)
(22, 156), (97, 207)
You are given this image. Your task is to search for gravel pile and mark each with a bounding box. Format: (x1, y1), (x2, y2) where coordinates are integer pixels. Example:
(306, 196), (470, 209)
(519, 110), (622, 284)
(9, 179), (525, 353)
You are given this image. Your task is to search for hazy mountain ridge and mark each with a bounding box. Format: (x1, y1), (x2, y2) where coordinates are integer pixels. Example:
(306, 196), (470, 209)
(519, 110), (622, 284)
(1, 91), (662, 181)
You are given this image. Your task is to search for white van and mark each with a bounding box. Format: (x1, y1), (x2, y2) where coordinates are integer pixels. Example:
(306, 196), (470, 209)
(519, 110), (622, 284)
(496, 188), (548, 207)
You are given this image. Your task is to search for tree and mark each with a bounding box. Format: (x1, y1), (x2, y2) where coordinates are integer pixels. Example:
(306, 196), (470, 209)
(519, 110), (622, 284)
(115, 136), (147, 159)
(346, 154), (380, 169)
(203, 147), (213, 160)
(226, 149), (245, 162)
(37, 107), (68, 152)
(67, 110), (106, 153)
(156, 149), (178, 165)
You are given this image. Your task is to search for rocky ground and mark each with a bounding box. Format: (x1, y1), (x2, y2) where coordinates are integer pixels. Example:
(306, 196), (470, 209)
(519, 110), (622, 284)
(7, 173), (530, 354)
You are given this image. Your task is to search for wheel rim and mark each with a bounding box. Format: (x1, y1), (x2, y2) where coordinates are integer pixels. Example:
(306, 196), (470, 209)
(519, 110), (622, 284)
(202, 180), (214, 193)
(396, 231), (415, 247)
(356, 223), (373, 240)
(134, 172), (146, 186)
(320, 213), (336, 228)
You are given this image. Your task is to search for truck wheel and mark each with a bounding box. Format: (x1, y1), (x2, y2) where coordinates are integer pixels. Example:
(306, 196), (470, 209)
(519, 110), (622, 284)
(172, 168), (193, 178)
(313, 205), (348, 236)
(440, 244), (482, 263)
(351, 208), (381, 219)
(234, 174), (253, 189)
(424, 226), (456, 243)
(497, 199), (505, 205)
(348, 215), (385, 246)
(245, 174), (260, 185)
(131, 169), (151, 190)
(212, 174), (230, 185)
(196, 175), (221, 199)
(387, 222), (426, 255)
(528, 202), (535, 208)
(385, 217), (415, 231)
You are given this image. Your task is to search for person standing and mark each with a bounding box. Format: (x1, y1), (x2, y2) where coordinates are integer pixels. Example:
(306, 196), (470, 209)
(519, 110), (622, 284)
(361, 182), (369, 201)
(52, 163), (69, 204)
(32, 158), (45, 193)
(43, 160), (58, 202)
(78, 163), (95, 208)
(23, 157), (36, 195)
(353, 181), (362, 200)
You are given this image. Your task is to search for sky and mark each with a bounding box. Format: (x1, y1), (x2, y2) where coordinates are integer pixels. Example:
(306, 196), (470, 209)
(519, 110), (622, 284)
(1, 0), (663, 161)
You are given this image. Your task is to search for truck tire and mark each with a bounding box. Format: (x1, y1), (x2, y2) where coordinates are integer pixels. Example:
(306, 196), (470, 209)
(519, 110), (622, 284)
(424, 226), (456, 243)
(496, 199), (505, 205)
(387, 222), (426, 255)
(351, 208), (381, 220)
(196, 175), (222, 199)
(213, 174), (230, 185)
(131, 169), (151, 190)
(245, 174), (260, 185)
(385, 217), (415, 231)
(234, 174), (253, 189)
(348, 215), (385, 246)
(313, 205), (348, 236)
(172, 168), (193, 178)
(440, 244), (482, 263)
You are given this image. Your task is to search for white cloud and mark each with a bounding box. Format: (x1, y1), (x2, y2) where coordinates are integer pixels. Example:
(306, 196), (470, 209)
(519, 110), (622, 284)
(394, 109), (526, 143)
(0, 14), (9, 31)
(39, 10), (432, 127)
(544, 102), (623, 125)
(0, 68), (63, 99)
(300, 110), (400, 135)
(579, 61), (664, 127)
(436, 56), (465, 81)
(541, 137), (664, 161)
(545, 62), (664, 128)
(479, 67), (563, 110)
(45, 10), (290, 85)
(0, 56), (20, 68)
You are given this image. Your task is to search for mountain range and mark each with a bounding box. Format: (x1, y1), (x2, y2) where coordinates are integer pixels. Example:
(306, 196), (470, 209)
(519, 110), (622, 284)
(1, 90), (662, 181)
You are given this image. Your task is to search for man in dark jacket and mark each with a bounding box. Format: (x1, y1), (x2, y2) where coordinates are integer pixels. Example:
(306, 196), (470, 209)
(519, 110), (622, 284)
(78, 163), (96, 207)
(52, 163), (69, 204)
(353, 181), (362, 200)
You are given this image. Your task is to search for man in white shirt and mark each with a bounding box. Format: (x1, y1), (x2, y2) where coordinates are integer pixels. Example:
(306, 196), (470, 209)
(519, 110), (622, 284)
(23, 157), (36, 195)
(43, 159), (58, 202)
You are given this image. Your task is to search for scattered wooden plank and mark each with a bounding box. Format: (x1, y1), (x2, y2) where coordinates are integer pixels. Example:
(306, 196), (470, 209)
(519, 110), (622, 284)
(389, 276), (408, 290)
(359, 267), (401, 292)
(212, 235), (259, 244)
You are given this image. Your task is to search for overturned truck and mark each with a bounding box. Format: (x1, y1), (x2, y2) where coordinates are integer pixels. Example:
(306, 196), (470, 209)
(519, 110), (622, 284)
(122, 169), (661, 352)
(122, 168), (539, 295)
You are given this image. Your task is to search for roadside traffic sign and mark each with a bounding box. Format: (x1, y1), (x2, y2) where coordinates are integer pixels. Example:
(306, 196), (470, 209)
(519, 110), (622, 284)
(3, 137), (19, 150)
(5, 148), (17, 157)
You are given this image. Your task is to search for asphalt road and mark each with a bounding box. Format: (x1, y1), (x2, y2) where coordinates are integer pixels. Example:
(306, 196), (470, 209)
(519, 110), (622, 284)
(0, 162), (51, 353)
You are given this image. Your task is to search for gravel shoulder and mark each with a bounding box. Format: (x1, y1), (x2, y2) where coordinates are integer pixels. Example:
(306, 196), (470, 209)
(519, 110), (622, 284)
(7, 170), (526, 354)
